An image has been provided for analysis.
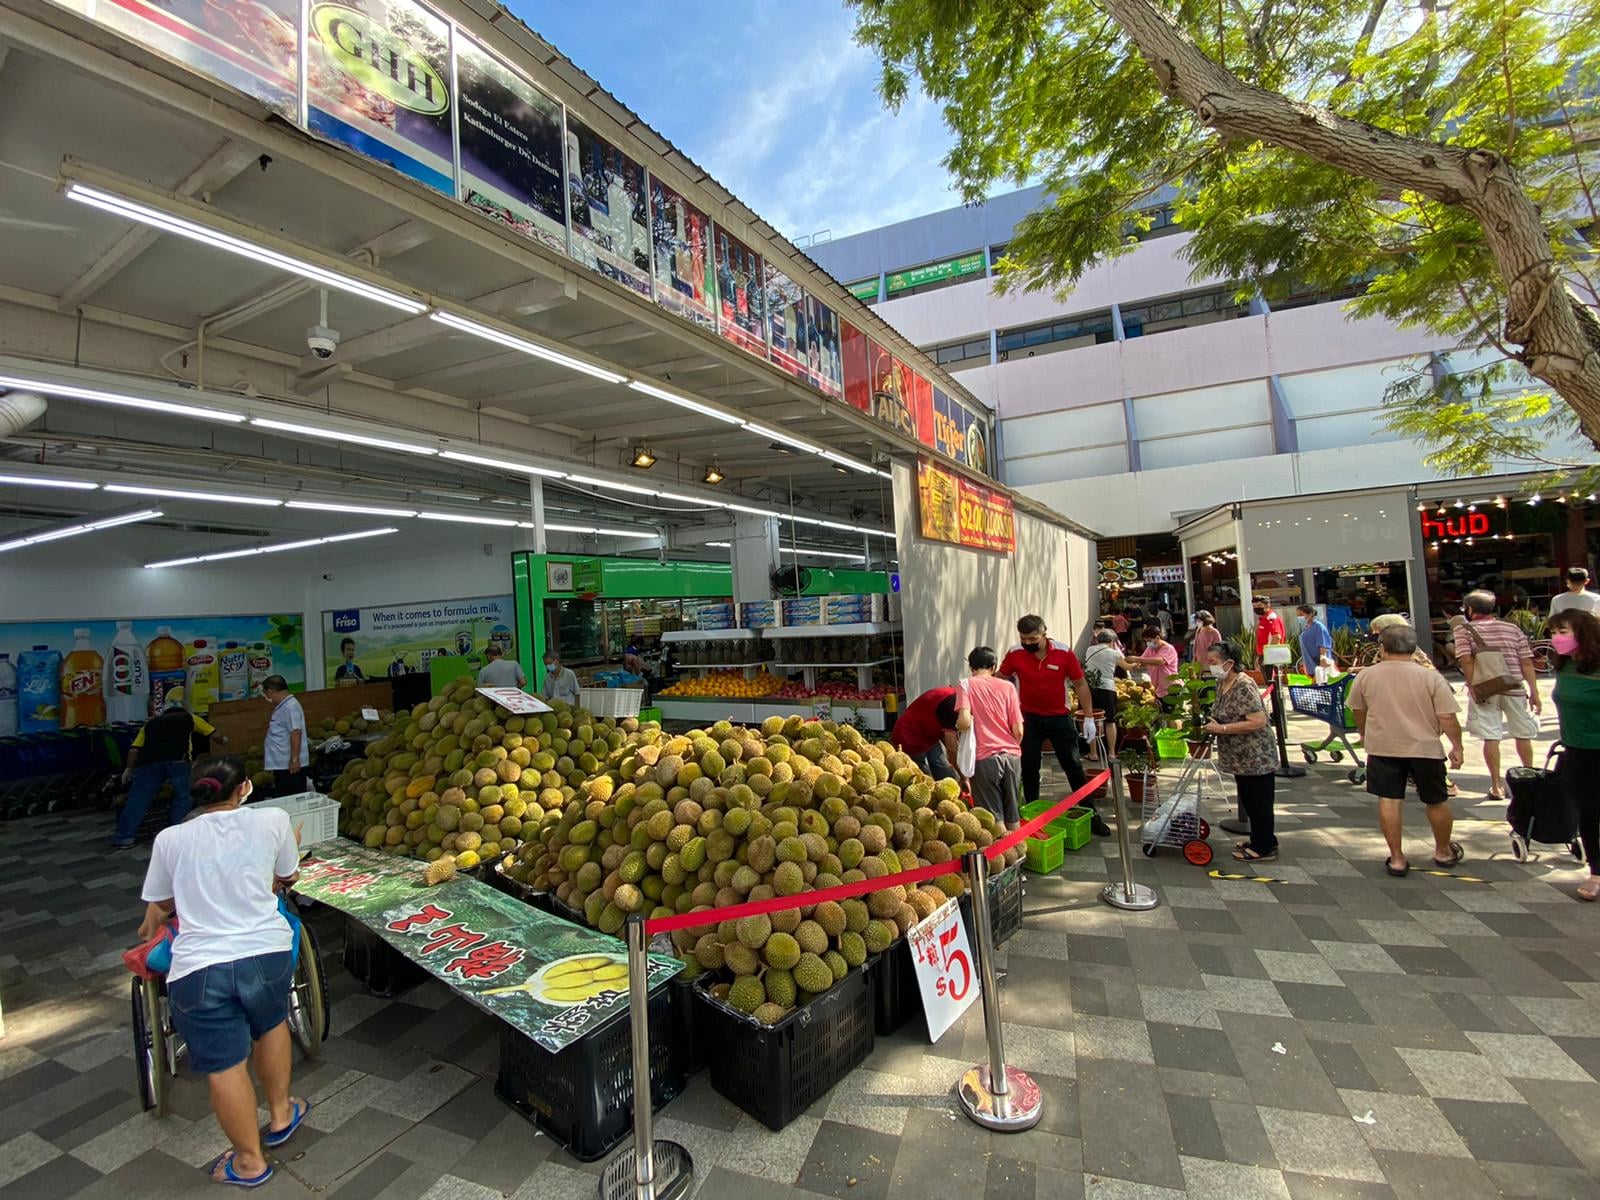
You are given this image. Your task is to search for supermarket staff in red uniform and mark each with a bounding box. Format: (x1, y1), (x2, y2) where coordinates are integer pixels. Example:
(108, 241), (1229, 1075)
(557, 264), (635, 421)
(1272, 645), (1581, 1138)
(891, 686), (960, 782)
(1253, 596), (1287, 660)
(999, 615), (1108, 835)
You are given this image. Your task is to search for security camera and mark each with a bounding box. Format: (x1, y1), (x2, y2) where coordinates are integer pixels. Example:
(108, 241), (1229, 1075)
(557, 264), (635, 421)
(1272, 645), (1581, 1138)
(306, 324), (341, 359)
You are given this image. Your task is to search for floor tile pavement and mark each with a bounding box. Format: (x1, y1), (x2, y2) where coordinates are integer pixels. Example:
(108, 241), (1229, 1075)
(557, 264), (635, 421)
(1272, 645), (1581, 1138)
(1, 702), (1598, 1197)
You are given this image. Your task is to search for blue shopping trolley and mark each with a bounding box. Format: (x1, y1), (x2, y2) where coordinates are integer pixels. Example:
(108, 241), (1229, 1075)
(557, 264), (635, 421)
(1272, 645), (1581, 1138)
(1287, 673), (1366, 784)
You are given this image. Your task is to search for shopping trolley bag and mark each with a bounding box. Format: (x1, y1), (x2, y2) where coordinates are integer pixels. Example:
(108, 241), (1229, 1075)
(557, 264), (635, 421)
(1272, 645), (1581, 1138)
(1506, 744), (1579, 857)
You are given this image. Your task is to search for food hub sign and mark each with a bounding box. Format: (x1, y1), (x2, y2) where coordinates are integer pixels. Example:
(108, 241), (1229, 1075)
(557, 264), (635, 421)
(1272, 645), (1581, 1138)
(917, 457), (1016, 554)
(1420, 510), (1491, 539)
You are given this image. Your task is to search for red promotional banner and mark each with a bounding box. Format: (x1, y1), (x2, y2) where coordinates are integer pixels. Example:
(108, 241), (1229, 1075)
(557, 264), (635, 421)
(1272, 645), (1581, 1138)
(917, 457), (1015, 554)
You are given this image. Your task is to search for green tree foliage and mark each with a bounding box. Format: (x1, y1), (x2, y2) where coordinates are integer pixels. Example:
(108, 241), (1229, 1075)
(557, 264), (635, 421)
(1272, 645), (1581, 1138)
(851, 0), (1600, 475)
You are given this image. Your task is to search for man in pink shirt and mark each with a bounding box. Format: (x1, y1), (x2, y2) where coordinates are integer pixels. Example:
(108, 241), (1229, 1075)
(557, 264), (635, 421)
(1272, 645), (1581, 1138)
(1134, 624), (1181, 701)
(956, 646), (1025, 830)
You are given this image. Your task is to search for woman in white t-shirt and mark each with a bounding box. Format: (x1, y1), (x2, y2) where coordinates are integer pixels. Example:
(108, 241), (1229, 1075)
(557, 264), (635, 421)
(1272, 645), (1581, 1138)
(137, 755), (309, 1187)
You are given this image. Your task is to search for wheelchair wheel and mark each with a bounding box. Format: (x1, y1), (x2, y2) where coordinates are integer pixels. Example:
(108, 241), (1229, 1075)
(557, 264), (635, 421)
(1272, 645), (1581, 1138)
(287, 920), (329, 1058)
(131, 976), (167, 1117)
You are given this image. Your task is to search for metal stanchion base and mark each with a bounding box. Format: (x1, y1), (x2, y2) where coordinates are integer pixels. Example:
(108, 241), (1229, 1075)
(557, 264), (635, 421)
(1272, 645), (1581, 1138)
(1275, 764), (1308, 778)
(958, 1064), (1043, 1131)
(1101, 881), (1161, 911)
(598, 1140), (693, 1200)
(1220, 803), (1251, 836)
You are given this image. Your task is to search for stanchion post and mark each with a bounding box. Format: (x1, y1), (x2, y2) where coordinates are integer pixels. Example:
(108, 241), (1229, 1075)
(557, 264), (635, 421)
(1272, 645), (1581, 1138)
(1100, 759), (1160, 912)
(956, 850), (1042, 1131)
(1269, 667), (1307, 779)
(597, 917), (692, 1200)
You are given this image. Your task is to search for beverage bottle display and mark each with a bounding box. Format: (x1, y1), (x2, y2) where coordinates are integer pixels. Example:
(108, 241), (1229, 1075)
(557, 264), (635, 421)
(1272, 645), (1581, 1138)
(104, 620), (150, 723)
(185, 638), (220, 714)
(18, 646), (62, 732)
(218, 640), (249, 702)
(247, 641), (273, 694)
(0, 653), (16, 736)
(146, 626), (185, 717)
(61, 629), (106, 729)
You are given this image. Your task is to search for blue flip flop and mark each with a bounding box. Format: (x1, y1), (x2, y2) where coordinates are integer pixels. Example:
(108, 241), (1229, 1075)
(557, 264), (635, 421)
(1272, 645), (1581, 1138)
(207, 1151), (274, 1189)
(262, 1098), (310, 1148)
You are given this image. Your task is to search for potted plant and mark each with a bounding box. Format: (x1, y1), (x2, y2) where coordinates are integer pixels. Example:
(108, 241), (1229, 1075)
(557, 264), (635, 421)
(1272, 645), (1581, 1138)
(1230, 629), (1263, 683)
(1505, 608), (1547, 641)
(1118, 743), (1155, 805)
(1331, 626), (1364, 670)
(1166, 662), (1218, 755)
(1117, 697), (1163, 744)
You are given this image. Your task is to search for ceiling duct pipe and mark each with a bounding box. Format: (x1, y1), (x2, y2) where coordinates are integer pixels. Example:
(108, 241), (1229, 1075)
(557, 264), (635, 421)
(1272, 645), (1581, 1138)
(0, 390), (47, 437)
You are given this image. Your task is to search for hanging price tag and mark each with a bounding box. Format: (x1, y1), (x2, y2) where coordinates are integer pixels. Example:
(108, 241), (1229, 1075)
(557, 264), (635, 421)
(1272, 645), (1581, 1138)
(906, 897), (979, 1041)
(475, 687), (552, 715)
(361, 708), (380, 722)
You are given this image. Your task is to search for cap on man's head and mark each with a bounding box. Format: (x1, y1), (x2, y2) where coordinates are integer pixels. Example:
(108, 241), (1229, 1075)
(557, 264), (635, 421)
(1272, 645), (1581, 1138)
(1369, 613), (1410, 634)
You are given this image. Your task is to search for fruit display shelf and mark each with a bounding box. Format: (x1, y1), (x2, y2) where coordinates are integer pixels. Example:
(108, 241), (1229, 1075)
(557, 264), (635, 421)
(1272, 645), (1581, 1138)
(654, 696), (895, 730)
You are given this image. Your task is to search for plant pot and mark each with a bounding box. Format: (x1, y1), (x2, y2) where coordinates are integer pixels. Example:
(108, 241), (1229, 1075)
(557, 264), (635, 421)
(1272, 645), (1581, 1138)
(1127, 773), (1152, 805)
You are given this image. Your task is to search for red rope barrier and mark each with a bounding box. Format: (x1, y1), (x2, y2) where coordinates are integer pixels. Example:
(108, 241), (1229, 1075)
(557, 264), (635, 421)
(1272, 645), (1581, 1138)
(986, 770), (1109, 859)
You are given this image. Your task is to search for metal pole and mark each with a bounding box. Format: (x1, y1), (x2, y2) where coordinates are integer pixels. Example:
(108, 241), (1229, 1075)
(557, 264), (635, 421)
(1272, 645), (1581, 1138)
(1270, 665), (1307, 779)
(1100, 759), (1160, 911)
(597, 917), (692, 1200)
(957, 850), (1041, 1131)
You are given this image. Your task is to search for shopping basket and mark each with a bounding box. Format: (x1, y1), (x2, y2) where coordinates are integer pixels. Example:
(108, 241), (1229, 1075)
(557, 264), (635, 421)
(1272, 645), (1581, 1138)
(1287, 673), (1365, 783)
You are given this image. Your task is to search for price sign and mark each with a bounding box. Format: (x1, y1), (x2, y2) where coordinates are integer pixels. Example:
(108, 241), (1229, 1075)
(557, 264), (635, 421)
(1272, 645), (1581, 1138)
(360, 708), (380, 722)
(813, 698), (833, 722)
(907, 897), (979, 1041)
(475, 687), (552, 715)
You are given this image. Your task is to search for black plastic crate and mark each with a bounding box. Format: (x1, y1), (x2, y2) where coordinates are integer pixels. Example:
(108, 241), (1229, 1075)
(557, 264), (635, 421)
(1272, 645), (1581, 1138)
(670, 971), (705, 1075)
(959, 861), (1024, 948)
(341, 914), (427, 998)
(495, 980), (682, 1161)
(695, 961), (875, 1131)
(870, 941), (918, 1036)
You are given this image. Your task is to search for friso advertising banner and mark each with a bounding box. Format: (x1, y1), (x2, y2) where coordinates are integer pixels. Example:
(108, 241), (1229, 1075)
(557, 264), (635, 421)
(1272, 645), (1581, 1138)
(649, 177), (715, 330)
(916, 457), (1015, 554)
(323, 595), (513, 684)
(0, 614), (305, 733)
(566, 116), (652, 297)
(456, 34), (566, 254)
(96, 0), (300, 116)
(307, 1), (454, 196)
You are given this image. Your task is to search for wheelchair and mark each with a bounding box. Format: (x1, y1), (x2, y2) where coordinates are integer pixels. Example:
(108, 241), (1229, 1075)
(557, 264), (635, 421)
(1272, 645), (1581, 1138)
(131, 908), (330, 1117)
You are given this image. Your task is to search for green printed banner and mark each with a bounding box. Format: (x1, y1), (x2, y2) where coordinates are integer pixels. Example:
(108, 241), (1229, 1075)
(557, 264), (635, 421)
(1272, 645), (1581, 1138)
(296, 843), (680, 1052)
(886, 252), (985, 296)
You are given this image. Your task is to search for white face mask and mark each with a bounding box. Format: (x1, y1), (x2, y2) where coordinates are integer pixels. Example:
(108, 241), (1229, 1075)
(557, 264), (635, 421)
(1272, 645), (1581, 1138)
(1208, 665), (1229, 679)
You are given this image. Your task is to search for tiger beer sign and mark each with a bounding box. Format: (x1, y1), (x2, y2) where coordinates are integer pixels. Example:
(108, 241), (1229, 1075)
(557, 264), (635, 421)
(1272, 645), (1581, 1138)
(917, 457), (1016, 554)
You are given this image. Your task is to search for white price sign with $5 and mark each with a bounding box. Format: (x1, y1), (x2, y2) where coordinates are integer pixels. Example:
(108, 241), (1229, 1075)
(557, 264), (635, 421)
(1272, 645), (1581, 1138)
(908, 897), (979, 1041)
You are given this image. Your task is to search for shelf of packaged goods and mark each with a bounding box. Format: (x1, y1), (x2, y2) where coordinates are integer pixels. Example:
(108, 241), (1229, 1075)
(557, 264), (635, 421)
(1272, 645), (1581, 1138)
(771, 658), (897, 692)
(660, 629), (754, 642)
(680, 662), (766, 670)
(760, 622), (901, 638)
(770, 658), (897, 669)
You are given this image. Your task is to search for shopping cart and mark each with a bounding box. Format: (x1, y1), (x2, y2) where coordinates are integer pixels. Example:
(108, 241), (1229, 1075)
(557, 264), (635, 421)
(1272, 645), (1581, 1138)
(1139, 730), (1215, 866)
(1288, 673), (1366, 784)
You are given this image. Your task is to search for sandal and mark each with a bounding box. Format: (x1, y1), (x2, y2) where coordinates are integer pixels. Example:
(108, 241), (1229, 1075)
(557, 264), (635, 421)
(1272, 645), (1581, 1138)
(263, 1097), (310, 1148)
(1432, 842), (1465, 869)
(207, 1151), (274, 1189)
(1233, 847), (1278, 863)
(1576, 878), (1600, 902)
(1385, 857), (1410, 877)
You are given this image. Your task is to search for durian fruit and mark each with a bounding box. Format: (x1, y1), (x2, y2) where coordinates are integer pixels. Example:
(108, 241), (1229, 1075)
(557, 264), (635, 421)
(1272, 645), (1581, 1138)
(423, 855), (457, 886)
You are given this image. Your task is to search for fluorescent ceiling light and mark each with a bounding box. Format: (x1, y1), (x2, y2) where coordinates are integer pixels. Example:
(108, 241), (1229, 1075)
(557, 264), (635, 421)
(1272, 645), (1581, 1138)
(430, 312), (627, 384)
(144, 526), (397, 568)
(417, 511), (519, 527)
(820, 449), (885, 477)
(626, 380), (743, 424)
(743, 422), (818, 454)
(0, 372), (246, 423)
(285, 500), (418, 517)
(818, 520), (856, 531)
(440, 450), (566, 477)
(784, 547), (866, 560)
(0, 508), (163, 555)
(705, 541), (731, 548)
(104, 484), (282, 507)
(0, 473), (98, 491)
(656, 491), (714, 505)
(725, 502), (779, 517)
(541, 523), (658, 538)
(65, 183), (427, 314)
(564, 474), (657, 497)
(251, 417), (438, 457)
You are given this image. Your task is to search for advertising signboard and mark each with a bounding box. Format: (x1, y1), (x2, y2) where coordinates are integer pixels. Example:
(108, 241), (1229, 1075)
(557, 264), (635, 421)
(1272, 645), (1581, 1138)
(323, 596), (513, 684)
(765, 267), (810, 381)
(649, 178), (715, 330)
(808, 297), (843, 397)
(565, 116), (652, 297)
(916, 457), (1015, 554)
(96, 0), (300, 115)
(306, 0), (455, 196)
(714, 226), (767, 357)
(885, 251), (985, 296)
(456, 34), (567, 254)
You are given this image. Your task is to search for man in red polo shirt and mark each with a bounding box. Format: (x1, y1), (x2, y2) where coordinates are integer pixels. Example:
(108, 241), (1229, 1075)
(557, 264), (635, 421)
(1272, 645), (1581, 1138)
(999, 614), (1108, 835)
(1253, 596), (1287, 661)
(891, 686), (960, 782)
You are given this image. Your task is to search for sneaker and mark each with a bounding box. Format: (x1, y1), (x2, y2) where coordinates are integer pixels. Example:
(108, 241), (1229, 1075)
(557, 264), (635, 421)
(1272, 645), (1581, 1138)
(109, 840), (135, 851)
(1090, 813), (1112, 837)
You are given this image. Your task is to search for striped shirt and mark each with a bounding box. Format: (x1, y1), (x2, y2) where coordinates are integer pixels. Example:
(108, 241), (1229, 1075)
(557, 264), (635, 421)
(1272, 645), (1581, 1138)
(1451, 617), (1532, 666)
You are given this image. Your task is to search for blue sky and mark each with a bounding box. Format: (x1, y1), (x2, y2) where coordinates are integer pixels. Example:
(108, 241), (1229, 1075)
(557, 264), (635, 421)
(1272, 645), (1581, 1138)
(504, 0), (964, 240)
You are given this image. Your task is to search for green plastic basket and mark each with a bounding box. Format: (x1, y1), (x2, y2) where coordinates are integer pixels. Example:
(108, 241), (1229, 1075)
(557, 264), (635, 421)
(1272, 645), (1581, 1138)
(1056, 806), (1093, 851)
(638, 706), (663, 724)
(1153, 729), (1189, 761)
(1023, 830), (1066, 874)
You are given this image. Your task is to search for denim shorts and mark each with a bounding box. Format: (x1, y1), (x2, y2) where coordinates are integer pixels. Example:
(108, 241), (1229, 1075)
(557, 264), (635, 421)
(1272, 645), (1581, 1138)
(169, 951), (293, 1074)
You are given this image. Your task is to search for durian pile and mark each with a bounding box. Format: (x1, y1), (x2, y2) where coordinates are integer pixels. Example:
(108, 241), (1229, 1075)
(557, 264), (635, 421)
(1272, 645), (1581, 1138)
(329, 678), (629, 871)
(313, 709), (398, 740)
(505, 712), (1023, 1026)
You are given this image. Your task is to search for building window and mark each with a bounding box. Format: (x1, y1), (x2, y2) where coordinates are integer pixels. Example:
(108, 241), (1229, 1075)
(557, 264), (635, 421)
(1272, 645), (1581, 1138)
(926, 336), (992, 370)
(997, 310), (1115, 360)
(1269, 275), (1374, 312)
(1120, 285), (1248, 338)
(1125, 204), (1181, 241)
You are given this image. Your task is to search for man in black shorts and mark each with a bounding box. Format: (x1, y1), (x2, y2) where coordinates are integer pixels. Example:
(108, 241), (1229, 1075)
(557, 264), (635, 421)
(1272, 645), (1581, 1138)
(1347, 624), (1466, 876)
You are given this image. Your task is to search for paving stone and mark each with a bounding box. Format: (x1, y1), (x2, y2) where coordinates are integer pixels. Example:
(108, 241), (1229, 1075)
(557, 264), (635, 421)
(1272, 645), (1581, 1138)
(1434, 1099), (1584, 1168)
(1256, 1107), (1385, 1182)
(1078, 1059), (1183, 1190)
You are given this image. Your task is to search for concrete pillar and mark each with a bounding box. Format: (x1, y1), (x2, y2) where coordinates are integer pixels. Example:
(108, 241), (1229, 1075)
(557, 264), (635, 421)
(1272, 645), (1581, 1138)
(516, 478), (548, 554)
(730, 514), (778, 605)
